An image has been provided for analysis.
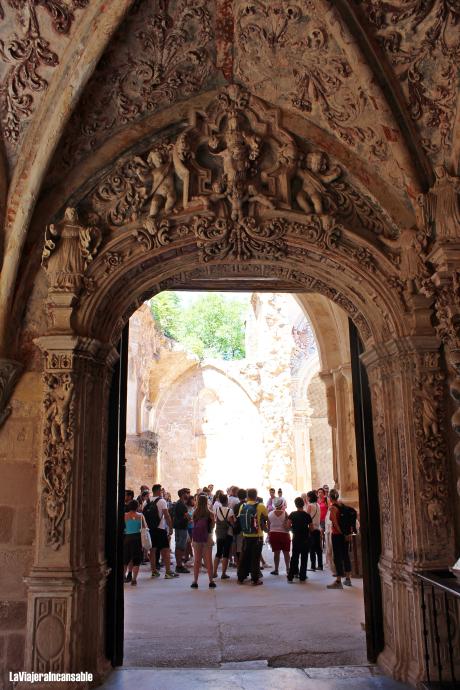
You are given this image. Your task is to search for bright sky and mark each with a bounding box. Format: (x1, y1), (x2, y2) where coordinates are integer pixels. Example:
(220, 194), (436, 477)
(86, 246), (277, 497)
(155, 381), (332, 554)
(175, 291), (252, 307)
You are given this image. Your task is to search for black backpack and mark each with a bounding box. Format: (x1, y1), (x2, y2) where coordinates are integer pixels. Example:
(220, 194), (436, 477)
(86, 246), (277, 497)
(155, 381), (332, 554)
(336, 503), (357, 535)
(232, 502), (243, 535)
(143, 497), (161, 529)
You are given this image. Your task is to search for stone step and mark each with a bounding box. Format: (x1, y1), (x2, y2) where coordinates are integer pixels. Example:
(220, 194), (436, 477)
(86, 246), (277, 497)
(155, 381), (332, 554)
(100, 667), (411, 690)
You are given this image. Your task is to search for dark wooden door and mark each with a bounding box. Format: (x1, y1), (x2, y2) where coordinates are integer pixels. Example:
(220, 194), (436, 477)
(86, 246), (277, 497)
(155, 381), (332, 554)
(349, 320), (384, 662)
(104, 323), (129, 666)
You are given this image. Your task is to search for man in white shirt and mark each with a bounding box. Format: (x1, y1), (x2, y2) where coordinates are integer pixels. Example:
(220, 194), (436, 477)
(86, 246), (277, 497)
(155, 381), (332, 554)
(143, 484), (178, 579)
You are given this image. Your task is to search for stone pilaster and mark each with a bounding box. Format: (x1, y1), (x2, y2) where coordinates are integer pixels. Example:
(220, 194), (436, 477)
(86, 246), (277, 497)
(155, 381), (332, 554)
(24, 335), (117, 683)
(362, 336), (457, 684)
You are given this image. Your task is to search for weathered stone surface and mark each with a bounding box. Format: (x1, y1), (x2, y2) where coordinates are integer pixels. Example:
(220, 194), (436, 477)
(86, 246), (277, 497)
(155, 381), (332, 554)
(0, 464), (37, 506)
(6, 632), (25, 670)
(0, 507), (13, 543)
(0, 600), (27, 630)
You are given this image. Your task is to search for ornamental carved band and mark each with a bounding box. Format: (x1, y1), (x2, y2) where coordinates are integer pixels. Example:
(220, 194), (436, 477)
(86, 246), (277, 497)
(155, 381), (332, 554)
(42, 365), (75, 549)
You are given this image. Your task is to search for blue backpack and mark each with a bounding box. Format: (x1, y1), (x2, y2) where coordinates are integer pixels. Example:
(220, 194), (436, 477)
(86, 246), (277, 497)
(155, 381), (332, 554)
(238, 503), (259, 535)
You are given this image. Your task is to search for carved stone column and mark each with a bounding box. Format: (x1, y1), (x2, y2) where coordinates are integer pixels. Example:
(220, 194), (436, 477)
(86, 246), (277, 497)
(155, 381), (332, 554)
(23, 209), (116, 684)
(362, 336), (456, 684)
(293, 409), (312, 491)
(24, 335), (117, 681)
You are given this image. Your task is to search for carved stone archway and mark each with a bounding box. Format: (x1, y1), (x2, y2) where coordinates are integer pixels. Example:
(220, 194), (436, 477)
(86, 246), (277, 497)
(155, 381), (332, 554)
(25, 86), (457, 687)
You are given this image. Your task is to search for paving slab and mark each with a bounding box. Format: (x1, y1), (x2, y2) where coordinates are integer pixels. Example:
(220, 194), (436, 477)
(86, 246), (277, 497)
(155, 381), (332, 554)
(99, 668), (411, 690)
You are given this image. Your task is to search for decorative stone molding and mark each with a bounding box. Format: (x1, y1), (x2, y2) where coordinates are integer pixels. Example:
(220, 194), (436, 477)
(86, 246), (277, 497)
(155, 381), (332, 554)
(0, 357), (23, 427)
(0, 0), (89, 149)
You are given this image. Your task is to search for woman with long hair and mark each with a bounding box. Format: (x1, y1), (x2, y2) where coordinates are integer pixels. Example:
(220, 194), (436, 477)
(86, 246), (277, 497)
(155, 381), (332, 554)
(191, 494), (216, 589)
(123, 499), (148, 586)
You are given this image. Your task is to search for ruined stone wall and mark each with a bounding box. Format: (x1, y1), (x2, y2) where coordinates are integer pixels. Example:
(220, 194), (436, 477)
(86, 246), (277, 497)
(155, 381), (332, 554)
(308, 373), (334, 490)
(127, 293), (337, 501)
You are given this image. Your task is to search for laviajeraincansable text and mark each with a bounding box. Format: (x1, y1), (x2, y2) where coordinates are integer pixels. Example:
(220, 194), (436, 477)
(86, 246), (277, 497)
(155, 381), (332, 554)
(9, 672), (93, 682)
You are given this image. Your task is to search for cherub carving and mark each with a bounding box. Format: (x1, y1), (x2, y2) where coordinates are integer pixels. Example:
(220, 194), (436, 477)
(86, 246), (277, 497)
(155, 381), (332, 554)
(147, 147), (177, 217)
(45, 375), (74, 445)
(296, 151), (341, 215)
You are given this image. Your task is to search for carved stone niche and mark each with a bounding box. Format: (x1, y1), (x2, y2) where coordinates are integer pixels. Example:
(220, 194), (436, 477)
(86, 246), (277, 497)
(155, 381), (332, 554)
(0, 357), (23, 427)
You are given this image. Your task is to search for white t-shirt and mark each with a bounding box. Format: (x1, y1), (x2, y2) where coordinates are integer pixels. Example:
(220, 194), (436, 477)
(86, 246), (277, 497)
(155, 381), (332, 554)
(306, 503), (321, 529)
(213, 500), (222, 513)
(228, 495), (239, 510)
(268, 510), (289, 533)
(154, 497), (168, 530)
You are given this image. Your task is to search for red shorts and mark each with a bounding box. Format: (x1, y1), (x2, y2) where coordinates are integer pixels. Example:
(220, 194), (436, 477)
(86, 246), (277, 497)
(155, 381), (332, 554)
(269, 532), (290, 552)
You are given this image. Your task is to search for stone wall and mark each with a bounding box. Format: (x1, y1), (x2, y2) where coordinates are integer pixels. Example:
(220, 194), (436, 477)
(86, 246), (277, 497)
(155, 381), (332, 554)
(308, 373), (334, 490)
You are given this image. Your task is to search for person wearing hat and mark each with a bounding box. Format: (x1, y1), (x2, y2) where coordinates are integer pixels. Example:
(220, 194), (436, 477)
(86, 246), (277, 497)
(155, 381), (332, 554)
(267, 497), (291, 575)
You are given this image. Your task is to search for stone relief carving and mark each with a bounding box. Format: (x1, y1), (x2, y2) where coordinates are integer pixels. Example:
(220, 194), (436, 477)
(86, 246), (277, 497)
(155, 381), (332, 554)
(42, 371), (75, 549)
(82, 84), (397, 269)
(0, 357), (23, 427)
(235, 1), (390, 154)
(42, 207), (102, 293)
(360, 0), (460, 158)
(55, 0), (215, 173)
(0, 0), (88, 148)
(419, 166), (460, 241)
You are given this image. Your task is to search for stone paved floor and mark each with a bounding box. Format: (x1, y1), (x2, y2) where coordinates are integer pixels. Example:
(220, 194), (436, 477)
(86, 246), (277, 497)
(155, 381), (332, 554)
(100, 667), (411, 690)
(123, 553), (367, 668)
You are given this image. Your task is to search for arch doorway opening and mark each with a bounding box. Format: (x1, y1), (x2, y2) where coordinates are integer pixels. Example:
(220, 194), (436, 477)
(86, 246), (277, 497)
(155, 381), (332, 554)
(108, 290), (382, 670)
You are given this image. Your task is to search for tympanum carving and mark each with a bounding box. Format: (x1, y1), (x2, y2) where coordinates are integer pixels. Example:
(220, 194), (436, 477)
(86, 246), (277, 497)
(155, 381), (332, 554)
(81, 85), (397, 270)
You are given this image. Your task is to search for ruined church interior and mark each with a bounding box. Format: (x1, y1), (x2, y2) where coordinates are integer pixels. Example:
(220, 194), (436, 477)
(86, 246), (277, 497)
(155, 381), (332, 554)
(0, 1), (459, 689)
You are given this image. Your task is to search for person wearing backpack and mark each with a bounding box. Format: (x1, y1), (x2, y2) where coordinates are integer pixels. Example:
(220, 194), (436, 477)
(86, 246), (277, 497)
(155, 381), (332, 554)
(306, 490), (323, 571)
(287, 496), (312, 582)
(143, 484), (178, 580)
(327, 488), (354, 589)
(237, 488), (268, 586)
(232, 488), (247, 567)
(213, 494), (235, 579)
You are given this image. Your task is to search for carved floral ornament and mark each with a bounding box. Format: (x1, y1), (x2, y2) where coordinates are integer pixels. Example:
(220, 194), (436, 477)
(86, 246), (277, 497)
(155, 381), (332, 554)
(0, 0), (89, 148)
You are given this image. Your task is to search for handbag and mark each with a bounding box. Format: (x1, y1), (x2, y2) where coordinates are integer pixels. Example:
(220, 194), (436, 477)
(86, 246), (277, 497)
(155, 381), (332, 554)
(141, 520), (152, 550)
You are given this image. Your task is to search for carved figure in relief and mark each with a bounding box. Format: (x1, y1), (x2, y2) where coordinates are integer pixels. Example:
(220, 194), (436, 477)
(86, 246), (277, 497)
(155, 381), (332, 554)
(137, 146), (177, 219)
(418, 375), (439, 440)
(207, 111), (274, 222)
(419, 166), (460, 241)
(44, 375), (74, 445)
(379, 226), (428, 294)
(296, 152), (341, 215)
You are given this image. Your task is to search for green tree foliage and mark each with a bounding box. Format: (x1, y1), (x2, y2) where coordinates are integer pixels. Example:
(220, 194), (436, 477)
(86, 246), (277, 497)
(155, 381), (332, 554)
(150, 292), (247, 360)
(150, 291), (181, 339)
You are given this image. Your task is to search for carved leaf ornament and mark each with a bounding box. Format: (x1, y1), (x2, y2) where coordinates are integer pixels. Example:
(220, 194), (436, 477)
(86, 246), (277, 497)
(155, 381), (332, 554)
(0, 0), (88, 145)
(361, 0), (460, 155)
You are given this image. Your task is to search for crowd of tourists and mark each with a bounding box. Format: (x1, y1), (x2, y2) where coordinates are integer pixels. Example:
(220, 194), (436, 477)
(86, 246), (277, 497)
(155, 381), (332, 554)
(123, 483), (357, 590)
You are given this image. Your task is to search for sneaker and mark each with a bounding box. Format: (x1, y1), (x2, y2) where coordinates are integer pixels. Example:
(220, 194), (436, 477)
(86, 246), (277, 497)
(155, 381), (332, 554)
(327, 581), (343, 589)
(151, 570), (160, 578)
(130, 579), (137, 586)
(175, 566), (190, 574)
(221, 574), (230, 579)
(190, 582), (198, 589)
(252, 580), (263, 586)
(299, 577), (308, 582)
(237, 579), (245, 585)
(344, 578), (352, 587)
(125, 572), (132, 583)
(165, 571), (179, 579)
(317, 566), (324, 571)
(209, 581), (217, 588)
(270, 570), (279, 575)
(287, 577), (294, 583)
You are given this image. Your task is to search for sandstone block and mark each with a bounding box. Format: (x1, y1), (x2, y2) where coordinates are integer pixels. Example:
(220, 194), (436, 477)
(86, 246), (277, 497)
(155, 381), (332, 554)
(0, 549), (33, 598)
(0, 507), (14, 543)
(14, 510), (36, 547)
(0, 601), (27, 630)
(6, 632), (25, 670)
(0, 464), (37, 506)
